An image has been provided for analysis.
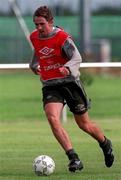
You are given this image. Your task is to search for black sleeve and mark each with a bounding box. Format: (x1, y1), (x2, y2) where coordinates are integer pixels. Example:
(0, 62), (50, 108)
(29, 52), (39, 74)
(62, 39), (75, 60)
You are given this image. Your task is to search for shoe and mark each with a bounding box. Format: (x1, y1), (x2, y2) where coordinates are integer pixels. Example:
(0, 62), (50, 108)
(100, 139), (114, 167)
(68, 159), (84, 172)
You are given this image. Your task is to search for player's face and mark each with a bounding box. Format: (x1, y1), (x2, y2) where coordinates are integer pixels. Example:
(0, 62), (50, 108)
(34, 16), (53, 37)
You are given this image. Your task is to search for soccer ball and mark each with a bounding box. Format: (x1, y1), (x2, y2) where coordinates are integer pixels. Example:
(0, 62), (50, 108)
(33, 155), (55, 176)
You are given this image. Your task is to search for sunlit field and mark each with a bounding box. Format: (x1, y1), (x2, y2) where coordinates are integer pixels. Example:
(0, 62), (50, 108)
(0, 70), (121, 180)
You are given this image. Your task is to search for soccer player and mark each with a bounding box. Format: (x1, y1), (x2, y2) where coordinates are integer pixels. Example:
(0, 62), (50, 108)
(29, 6), (114, 172)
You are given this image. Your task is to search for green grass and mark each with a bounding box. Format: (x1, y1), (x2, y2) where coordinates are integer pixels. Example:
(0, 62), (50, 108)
(1, 71), (121, 120)
(0, 118), (120, 180)
(86, 74), (121, 118)
(0, 71), (121, 179)
(0, 71), (46, 121)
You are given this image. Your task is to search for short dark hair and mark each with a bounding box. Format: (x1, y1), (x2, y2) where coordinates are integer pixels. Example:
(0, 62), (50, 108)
(33, 6), (53, 21)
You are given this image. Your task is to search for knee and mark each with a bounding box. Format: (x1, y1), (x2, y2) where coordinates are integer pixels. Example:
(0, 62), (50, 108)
(75, 114), (91, 132)
(77, 118), (96, 134)
(78, 121), (90, 132)
(47, 114), (56, 123)
(47, 115), (61, 131)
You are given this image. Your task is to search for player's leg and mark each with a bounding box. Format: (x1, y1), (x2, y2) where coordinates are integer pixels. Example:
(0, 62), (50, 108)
(44, 102), (83, 172)
(44, 102), (72, 151)
(74, 112), (105, 142)
(74, 112), (114, 167)
(61, 81), (114, 168)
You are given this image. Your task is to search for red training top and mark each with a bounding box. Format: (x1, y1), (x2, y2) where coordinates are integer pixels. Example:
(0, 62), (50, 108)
(30, 29), (70, 81)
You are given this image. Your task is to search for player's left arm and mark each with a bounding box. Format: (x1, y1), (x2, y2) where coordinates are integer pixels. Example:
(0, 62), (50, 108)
(61, 37), (82, 78)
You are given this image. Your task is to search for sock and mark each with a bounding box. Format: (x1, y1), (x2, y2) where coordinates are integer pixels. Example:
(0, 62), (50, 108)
(66, 149), (79, 160)
(99, 136), (107, 147)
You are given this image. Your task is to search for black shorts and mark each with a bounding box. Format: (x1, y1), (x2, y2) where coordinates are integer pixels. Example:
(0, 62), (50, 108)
(42, 81), (90, 115)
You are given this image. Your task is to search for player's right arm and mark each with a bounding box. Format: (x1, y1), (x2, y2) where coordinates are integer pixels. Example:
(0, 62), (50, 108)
(29, 52), (40, 75)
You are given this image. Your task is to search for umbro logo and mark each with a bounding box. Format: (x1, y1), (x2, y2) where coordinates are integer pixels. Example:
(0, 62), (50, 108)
(39, 47), (54, 55)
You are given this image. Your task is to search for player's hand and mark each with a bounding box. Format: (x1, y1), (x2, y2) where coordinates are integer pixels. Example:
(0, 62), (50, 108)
(59, 67), (70, 76)
(36, 65), (41, 75)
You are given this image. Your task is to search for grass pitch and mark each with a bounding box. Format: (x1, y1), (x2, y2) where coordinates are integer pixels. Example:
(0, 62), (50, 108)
(1, 70), (121, 120)
(0, 118), (121, 180)
(0, 71), (121, 179)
